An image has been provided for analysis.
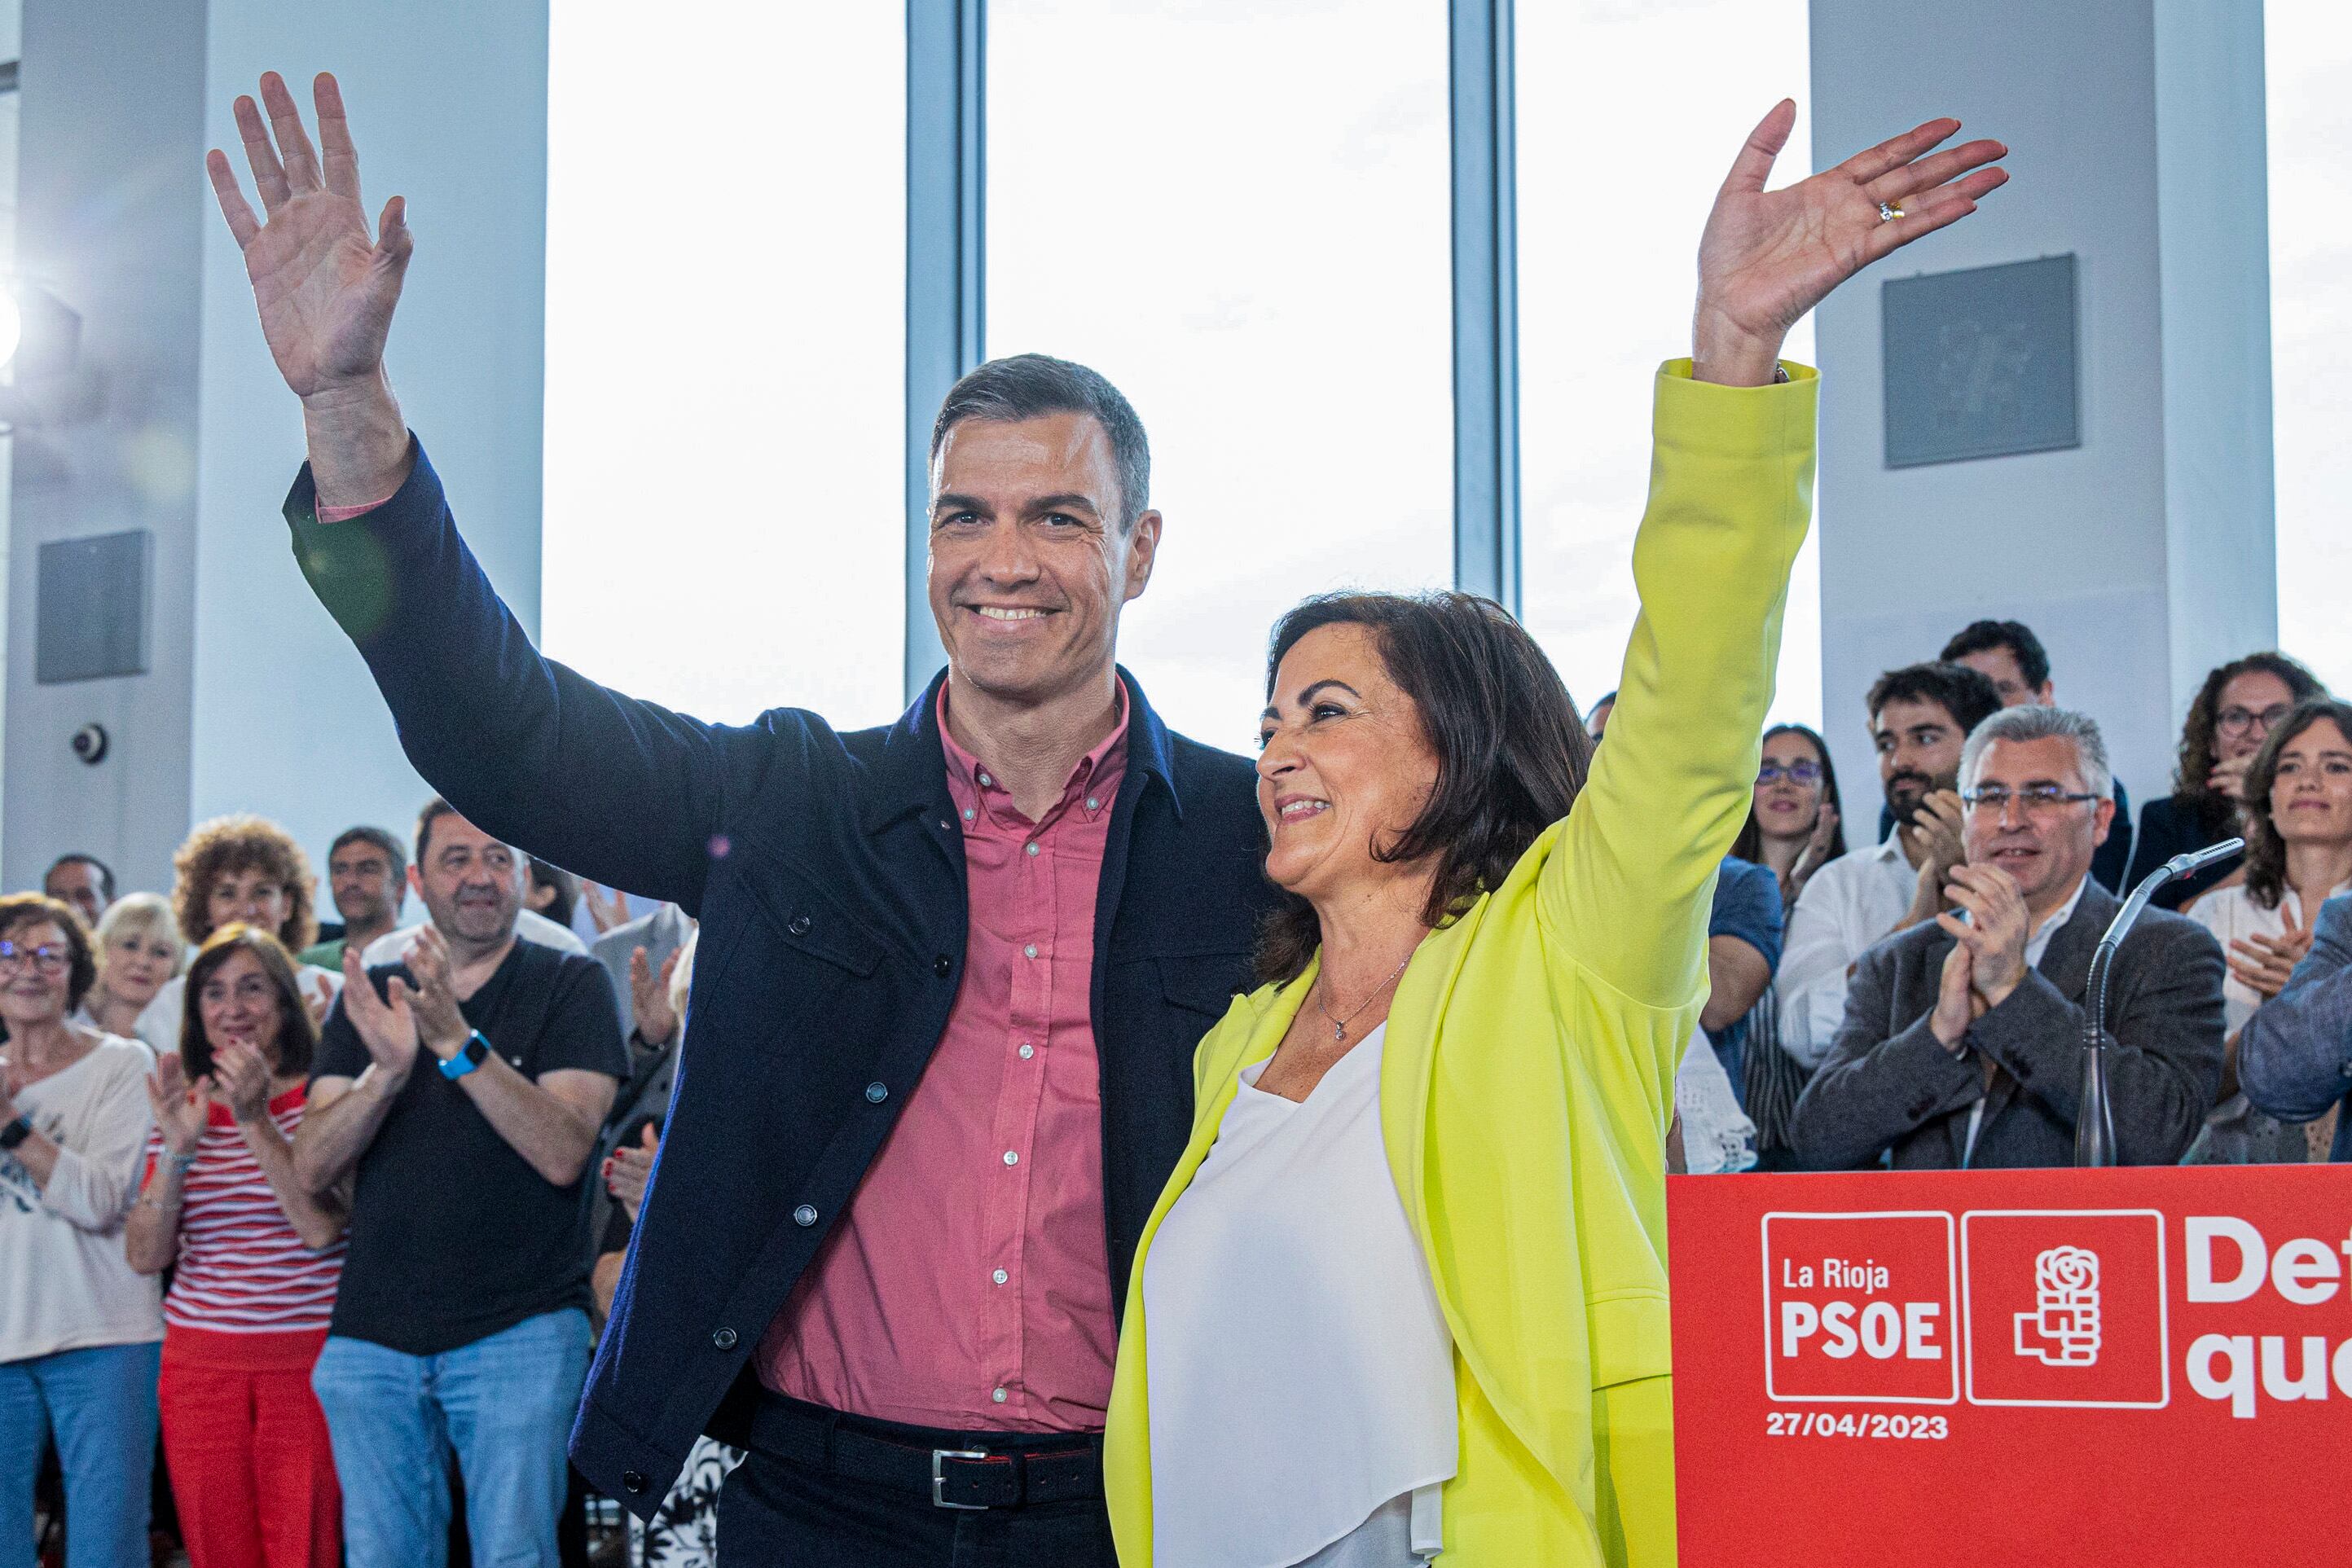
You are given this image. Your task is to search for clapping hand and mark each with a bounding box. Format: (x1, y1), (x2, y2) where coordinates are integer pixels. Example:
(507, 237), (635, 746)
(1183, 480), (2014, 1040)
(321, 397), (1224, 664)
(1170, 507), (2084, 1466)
(341, 945), (420, 1080)
(1904, 791), (1968, 910)
(604, 1123), (660, 1225)
(1692, 103), (2007, 386)
(2230, 899), (2313, 1000)
(146, 1055), (213, 1155)
(1937, 863), (2032, 1008)
(402, 926), (475, 1061)
(1928, 941), (1984, 1050)
(583, 883), (632, 936)
(211, 1039), (277, 1126)
(1786, 800), (1841, 903)
(629, 945), (681, 1048)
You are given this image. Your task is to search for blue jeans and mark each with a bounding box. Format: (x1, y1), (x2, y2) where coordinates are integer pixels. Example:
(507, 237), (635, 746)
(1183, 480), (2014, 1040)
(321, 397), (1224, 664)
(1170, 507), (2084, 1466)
(0, 1340), (161, 1568)
(311, 1309), (591, 1568)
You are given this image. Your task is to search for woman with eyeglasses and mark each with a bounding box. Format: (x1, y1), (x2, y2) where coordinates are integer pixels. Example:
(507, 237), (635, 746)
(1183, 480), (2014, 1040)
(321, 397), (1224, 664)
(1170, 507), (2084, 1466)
(2129, 653), (2326, 910)
(2178, 698), (2352, 1165)
(0, 894), (165, 1568)
(1728, 725), (1848, 1166)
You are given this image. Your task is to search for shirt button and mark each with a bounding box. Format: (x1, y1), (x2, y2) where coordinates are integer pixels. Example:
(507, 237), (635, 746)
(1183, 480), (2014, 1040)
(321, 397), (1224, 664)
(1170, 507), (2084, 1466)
(1025, 841), (1040, 857)
(1085, 797), (1099, 811)
(978, 771), (992, 787)
(1023, 943), (1038, 960)
(864, 1082), (888, 1104)
(787, 915), (811, 937)
(622, 1470), (647, 1494)
(935, 955), (953, 978)
(962, 807), (976, 822)
(1003, 1150), (1018, 1166)
(991, 1386), (1008, 1403)
(793, 1204), (818, 1227)
(711, 1327), (738, 1351)
(992, 1268), (1009, 1285)
(1018, 1043), (1035, 1061)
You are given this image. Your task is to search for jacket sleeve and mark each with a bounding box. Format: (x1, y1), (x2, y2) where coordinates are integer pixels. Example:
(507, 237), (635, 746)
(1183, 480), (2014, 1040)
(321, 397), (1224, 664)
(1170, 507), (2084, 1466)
(1788, 940), (1981, 1169)
(1541, 362), (1816, 1010)
(286, 441), (767, 909)
(1970, 916), (2226, 1165)
(2240, 895), (2352, 1122)
(37, 1056), (153, 1234)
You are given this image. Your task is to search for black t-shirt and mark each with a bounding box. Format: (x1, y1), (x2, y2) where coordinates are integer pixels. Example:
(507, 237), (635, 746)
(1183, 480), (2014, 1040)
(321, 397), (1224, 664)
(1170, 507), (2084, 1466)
(314, 939), (628, 1355)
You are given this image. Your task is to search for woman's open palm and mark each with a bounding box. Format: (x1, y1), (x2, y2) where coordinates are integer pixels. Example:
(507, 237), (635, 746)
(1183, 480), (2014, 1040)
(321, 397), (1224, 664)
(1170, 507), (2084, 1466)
(206, 72), (411, 400)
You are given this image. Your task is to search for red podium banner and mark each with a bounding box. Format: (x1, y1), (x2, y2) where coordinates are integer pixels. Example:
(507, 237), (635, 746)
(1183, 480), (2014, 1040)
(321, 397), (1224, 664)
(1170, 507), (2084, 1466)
(1668, 1165), (2352, 1565)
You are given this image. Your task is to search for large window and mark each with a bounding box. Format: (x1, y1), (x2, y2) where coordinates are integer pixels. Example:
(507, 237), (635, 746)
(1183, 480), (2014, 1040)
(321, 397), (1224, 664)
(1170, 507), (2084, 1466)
(1515, 2), (1820, 728)
(2266, 2), (2352, 692)
(542, 5), (906, 728)
(987, 0), (1455, 753)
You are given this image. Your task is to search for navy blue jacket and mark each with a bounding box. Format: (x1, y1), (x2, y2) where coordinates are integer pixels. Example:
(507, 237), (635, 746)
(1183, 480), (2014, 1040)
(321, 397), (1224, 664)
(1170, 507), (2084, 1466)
(286, 443), (1280, 1513)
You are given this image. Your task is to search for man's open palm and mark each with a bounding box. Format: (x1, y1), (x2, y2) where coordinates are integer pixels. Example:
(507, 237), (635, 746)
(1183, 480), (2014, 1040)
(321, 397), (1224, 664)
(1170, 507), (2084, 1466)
(207, 72), (410, 400)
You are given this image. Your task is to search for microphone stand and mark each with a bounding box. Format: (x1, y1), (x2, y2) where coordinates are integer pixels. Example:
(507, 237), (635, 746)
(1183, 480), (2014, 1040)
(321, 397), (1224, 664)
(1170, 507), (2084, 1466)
(2075, 837), (2244, 1166)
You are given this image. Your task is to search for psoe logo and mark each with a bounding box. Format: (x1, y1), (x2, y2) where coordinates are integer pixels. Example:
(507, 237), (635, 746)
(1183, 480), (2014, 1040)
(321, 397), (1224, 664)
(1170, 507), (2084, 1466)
(2015, 1245), (2100, 1368)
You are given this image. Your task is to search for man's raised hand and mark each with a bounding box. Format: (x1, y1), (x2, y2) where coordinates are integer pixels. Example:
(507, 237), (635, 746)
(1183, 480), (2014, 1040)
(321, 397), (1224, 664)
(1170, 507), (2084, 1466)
(1694, 102), (2007, 385)
(207, 72), (414, 503)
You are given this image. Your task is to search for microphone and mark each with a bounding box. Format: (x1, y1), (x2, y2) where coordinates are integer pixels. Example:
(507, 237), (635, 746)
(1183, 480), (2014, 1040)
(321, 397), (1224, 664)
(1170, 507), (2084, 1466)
(2076, 838), (2244, 1166)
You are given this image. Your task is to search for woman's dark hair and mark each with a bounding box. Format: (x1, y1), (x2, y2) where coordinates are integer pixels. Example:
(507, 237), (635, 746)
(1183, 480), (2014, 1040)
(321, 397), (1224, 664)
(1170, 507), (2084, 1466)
(2235, 697), (2352, 912)
(528, 859), (580, 929)
(179, 924), (318, 1083)
(1731, 723), (1848, 869)
(0, 893), (97, 1015)
(1255, 591), (1590, 986)
(2174, 652), (2327, 839)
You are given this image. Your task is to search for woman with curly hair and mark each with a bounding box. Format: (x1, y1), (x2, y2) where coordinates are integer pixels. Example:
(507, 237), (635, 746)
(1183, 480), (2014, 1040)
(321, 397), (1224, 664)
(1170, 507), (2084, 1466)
(2129, 652), (2325, 910)
(136, 816), (340, 1054)
(2180, 698), (2352, 1163)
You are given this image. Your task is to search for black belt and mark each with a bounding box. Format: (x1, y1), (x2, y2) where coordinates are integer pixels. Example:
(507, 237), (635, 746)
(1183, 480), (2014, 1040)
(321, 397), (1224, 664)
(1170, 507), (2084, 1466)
(743, 1392), (1106, 1511)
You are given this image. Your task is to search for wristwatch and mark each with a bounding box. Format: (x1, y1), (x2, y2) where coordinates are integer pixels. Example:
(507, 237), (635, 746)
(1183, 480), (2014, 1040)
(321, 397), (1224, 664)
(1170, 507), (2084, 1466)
(437, 1030), (493, 1081)
(0, 1115), (31, 1152)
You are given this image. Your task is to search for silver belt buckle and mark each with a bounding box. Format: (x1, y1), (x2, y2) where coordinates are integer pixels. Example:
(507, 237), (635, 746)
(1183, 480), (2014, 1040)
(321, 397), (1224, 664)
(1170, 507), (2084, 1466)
(932, 1448), (992, 1509)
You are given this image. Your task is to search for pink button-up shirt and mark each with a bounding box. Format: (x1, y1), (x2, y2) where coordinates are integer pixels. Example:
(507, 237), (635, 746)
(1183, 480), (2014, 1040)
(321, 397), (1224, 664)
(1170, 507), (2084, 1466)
(756, 686), (1131, 1432)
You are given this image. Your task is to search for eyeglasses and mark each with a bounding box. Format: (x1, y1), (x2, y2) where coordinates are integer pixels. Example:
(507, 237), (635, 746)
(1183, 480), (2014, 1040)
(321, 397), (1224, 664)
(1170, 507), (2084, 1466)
(1960, 786), (2102, 817)
(0, 941), (71, 973)
(2217, 704), (2293, 737)
(1758, 760), (1822, 786)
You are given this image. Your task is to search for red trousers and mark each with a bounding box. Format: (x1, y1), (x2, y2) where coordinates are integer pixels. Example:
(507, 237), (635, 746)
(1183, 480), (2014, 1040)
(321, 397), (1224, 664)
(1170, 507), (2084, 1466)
(157, 1327), (342, 1568)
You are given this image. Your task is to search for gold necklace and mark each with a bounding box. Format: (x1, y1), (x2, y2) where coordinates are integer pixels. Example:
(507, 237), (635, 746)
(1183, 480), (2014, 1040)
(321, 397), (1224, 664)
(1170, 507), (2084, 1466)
(1313, 952), (1413, 1043)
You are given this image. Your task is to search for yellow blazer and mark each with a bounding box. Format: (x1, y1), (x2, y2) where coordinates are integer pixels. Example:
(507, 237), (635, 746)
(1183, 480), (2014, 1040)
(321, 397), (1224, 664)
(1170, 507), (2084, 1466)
(1103, 360), (1818, 1567)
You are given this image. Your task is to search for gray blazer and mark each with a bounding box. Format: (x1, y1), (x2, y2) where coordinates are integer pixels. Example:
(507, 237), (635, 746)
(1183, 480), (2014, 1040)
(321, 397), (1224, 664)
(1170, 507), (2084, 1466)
(2240, 892), (2352, 1161)
(1789, 880), (2226, 1169)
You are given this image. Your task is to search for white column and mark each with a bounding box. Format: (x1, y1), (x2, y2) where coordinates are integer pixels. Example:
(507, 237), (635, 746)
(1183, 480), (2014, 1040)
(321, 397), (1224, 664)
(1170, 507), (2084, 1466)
(6, 0), (549, 898)
(1806, 0), (2273, 815)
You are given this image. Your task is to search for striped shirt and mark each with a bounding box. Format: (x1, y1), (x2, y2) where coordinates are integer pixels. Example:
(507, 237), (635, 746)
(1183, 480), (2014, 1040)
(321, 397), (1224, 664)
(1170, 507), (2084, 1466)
(146, 1087), (345, 1335)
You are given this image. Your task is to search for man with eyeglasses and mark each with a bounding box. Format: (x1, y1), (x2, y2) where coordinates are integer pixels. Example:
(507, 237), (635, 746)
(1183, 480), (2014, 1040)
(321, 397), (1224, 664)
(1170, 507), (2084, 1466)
(1788, 705), (2224, 1170)
(1776, 661), (2002, 1072)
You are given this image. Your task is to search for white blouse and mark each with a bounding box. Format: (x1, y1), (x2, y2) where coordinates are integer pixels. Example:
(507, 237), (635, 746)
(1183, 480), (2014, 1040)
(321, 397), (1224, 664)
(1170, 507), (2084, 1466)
(2185, 881), (2350, 1034)
(1142, 1024), (1455, 1567)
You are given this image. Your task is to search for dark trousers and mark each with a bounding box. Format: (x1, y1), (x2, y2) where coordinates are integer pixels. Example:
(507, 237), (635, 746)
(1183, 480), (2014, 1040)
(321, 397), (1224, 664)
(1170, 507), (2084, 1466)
(714, 1395), (1114, 1568)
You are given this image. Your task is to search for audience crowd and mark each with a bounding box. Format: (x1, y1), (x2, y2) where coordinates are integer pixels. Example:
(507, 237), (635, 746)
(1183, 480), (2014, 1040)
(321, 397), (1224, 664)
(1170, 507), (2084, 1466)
(5, 616), (2351, 1566)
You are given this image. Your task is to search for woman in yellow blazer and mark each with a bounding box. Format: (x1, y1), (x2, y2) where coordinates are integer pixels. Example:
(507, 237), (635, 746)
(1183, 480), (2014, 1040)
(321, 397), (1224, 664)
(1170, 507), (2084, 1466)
(1104, 103), (2007, 1568)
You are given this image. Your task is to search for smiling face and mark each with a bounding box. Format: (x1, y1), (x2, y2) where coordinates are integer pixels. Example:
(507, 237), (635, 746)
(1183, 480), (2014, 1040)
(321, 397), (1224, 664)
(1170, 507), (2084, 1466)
(2266, 716), (2352, 849)
(411, 812), (525, 949)
(0, 918), (73, 1029)
(1962, 736), (2114, 911)
(1872, 696), (1968, 824)
(100, 927), (178, 1011)
(196, 947), (285, 1065)
(926, 413), (1161, 711)
(1754, 730), (1827, 844)
(207, 867), (291, 943)
(2215, 669), (2299, 766)
(1256, 622), (1442, 910)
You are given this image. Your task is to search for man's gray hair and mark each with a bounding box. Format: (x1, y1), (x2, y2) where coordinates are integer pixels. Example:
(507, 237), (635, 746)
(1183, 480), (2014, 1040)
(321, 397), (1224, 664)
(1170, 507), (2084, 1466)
(1959, 705), (2113, 800)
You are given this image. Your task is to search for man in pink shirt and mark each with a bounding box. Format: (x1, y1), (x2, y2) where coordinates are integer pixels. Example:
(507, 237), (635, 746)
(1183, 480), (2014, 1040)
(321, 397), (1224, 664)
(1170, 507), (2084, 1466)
(213, 73), (1281, 1566)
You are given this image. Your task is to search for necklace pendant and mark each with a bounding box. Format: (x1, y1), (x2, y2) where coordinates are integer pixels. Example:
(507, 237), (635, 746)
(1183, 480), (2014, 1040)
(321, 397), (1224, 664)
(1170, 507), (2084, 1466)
(1333, 1021), (1347, 1043)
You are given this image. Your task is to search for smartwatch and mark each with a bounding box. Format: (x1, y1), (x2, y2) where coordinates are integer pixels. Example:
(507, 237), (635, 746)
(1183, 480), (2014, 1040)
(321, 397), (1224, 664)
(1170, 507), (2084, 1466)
(0, 1115), (30, 1152)
(438, 1030), (493, 1081)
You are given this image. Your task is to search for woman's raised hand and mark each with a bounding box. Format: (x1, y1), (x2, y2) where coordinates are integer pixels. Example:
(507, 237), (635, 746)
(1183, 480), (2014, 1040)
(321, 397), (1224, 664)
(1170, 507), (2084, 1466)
(207, 72), (410, 403)
(1693, 101), (2007, 386)
(147, 1055), (212, 1156)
